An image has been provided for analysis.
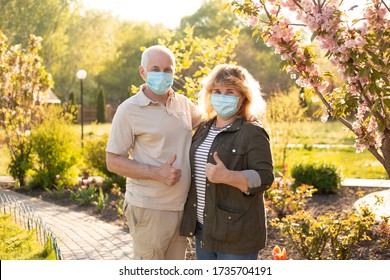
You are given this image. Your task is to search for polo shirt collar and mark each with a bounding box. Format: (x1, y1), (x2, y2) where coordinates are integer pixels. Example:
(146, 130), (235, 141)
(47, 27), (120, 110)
(137, 84), (175, 107)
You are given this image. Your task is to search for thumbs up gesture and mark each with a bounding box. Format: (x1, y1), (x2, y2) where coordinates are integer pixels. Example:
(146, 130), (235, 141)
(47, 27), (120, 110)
(205, 152), (227, 184)
(156, 154), (182, 186)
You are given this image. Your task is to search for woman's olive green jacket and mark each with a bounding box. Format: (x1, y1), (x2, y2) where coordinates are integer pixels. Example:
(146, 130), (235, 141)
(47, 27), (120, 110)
(180, 117), (274, 255)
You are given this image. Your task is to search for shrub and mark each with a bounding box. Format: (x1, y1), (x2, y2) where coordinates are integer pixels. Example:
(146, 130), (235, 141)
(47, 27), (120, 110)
(29, 106), (80, 190)
(70, 184), (98, 206)
(0, 33), (52, 187)
(265, 171), (316, 219)
(93, 186), (109, 212)
(84, 134), (126, 191)
(84, 134), (109, 176)
(271, 207), (376, 260)
(379, 217), (390, 249)
(291, 162), (342, 194)
(0, 214), (56, 260)
(67, 91), (78, 124)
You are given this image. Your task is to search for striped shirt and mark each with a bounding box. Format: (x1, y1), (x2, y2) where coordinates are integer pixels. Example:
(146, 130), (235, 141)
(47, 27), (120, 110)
(194, 123), (232, 224)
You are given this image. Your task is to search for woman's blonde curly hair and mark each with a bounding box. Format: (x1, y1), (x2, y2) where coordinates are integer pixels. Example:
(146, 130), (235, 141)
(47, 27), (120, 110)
(198, 64), (266, 121)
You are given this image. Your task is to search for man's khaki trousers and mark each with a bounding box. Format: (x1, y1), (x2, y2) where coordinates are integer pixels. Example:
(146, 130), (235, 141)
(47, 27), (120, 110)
(124, 203), (187, 260)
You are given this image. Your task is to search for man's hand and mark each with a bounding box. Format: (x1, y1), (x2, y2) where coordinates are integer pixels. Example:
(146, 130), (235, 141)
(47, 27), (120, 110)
(205, 152), (227, 184)
(155, 154), (182, 186)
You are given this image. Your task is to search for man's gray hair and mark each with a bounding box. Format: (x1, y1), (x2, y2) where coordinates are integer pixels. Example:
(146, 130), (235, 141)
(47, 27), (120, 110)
(140, 45), (175, 69)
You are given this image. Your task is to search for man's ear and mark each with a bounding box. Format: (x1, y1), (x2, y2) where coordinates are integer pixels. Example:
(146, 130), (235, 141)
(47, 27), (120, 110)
(139, 66), (147, 81)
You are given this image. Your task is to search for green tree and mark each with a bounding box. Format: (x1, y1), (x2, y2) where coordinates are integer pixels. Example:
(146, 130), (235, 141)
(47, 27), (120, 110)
(96, 87), (106, 124)
(265, 89), (307, 169)
(96, 21), (168, 106)
(67, 91), (78, 123)
(179, 0), (240, 37)
(0, 32), (53, 186)
(0, 0), (75, 98)
(29, 106), (80, 191)
(56, 10), (121, 104)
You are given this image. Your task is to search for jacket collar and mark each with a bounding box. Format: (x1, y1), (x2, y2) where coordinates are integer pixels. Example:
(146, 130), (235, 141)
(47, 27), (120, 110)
(202, 117), (244, 132)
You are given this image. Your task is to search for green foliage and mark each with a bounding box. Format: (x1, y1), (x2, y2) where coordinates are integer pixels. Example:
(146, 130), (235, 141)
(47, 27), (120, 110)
(0, 32), (53, 186)
(285, 147), (387, 179)
(84, 133), (126, 191)
(7, 149), (32, 188)
(291, 162), (342, 194)
(133, 26), (240, 102)
(266, 172), (316, 219)
(271, 207), (376, 260)
(0, 214), (56, 260)
(84, 134), (110, 176)
(379, 217), (390, 249)
(67, 91), (78, 123)
(96, 21), (167, 105)
(179, 0), (240, 38)
(29, 106), (80, 190)
(93, 186), (109, 212)
(102, 175), (126, 193)
(109, 184), (124, 216)
(96, 87), (106, 123)
(116, 198), (124, 216)
(265, 89), (307, 168)
(70, 184), (98, 206)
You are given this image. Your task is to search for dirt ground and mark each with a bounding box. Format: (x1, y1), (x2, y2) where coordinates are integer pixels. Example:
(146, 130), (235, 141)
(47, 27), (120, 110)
(11, 185), (390, 260)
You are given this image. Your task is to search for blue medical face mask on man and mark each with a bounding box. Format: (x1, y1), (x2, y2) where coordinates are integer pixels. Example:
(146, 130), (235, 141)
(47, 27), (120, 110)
(211, 93), (240, 118)
(146, 72), (174, 95)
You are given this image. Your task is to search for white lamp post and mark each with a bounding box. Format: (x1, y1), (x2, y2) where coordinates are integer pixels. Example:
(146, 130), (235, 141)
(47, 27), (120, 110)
(76, 69), (87, 146)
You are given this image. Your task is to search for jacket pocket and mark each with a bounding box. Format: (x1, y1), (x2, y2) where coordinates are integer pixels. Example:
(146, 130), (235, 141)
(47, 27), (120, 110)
(221, 144), (246, 170)
(208, 205), (245, 243)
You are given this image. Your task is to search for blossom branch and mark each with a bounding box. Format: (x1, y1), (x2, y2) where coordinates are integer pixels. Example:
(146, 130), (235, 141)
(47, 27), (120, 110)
(382, 0), (390, 12)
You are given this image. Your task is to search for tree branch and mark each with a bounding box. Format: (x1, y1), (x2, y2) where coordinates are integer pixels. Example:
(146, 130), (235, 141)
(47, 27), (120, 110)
(382, 0), (390, 12)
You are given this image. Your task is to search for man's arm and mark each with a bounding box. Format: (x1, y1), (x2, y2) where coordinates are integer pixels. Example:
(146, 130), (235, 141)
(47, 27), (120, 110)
(106, 152), (182, 186)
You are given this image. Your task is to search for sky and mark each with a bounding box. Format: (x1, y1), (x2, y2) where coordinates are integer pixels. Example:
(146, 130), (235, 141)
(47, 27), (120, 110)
(81, 0), (382, 30)
(82, 0), (205, 29)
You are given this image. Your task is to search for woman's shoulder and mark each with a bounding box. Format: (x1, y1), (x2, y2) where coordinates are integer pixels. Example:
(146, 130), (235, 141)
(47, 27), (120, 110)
(242, 120), (270, 138)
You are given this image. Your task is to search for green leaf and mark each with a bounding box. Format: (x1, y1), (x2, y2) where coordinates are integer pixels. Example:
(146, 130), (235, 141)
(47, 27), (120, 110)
(310, 31), (318, 42)
(384, 97), (390, 110)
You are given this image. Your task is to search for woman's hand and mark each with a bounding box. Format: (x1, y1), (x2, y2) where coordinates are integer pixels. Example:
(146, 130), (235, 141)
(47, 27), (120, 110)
(205, 152), (227, 184)
(206, 152), (249, 192)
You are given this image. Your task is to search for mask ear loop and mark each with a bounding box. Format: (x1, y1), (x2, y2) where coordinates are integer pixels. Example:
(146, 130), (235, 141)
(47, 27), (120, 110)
(235, 95), (245, 116)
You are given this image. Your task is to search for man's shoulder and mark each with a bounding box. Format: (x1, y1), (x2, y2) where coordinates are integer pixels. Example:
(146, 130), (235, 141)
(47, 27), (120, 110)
(117, 93), (142, 109)
(172, 92), (194, 106)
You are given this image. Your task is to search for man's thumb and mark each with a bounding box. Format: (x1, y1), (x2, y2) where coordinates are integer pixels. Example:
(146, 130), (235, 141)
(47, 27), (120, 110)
(166, 154), (177, 166)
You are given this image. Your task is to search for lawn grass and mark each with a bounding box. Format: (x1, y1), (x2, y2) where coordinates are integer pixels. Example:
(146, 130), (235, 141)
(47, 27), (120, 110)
(0, 213), (56, 260)
(282, 147), (388, 179)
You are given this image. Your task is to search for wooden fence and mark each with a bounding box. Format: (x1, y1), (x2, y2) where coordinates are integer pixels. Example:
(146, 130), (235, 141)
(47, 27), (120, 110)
(77, 104), (116, 124)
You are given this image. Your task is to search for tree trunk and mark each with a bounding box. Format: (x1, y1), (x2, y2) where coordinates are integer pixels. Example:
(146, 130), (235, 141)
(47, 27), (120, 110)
(381, 130), (390, 178)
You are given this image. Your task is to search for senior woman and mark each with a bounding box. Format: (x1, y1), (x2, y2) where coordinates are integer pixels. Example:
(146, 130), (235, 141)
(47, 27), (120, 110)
(181, 64), (274, 260)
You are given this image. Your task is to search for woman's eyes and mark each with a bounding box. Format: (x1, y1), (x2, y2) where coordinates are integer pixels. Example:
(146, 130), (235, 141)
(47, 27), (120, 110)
(213, 90), (235, 95)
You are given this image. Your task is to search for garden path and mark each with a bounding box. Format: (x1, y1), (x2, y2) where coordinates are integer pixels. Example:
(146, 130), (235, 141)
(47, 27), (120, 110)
(0, 184), (133, 260)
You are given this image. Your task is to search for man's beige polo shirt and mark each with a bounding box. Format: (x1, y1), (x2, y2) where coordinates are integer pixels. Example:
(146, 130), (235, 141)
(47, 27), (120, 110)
(106, 87), (201, 211)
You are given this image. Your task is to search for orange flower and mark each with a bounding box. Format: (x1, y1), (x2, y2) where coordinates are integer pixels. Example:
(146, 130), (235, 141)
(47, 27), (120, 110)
(272, 245), (287, 260)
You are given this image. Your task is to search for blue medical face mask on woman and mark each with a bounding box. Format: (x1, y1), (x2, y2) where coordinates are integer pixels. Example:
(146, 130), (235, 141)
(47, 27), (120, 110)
(211, 93), (240, 118)
(146, 72), (174, 95)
